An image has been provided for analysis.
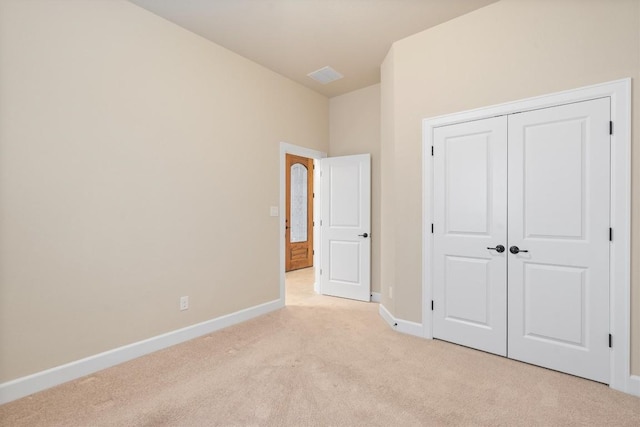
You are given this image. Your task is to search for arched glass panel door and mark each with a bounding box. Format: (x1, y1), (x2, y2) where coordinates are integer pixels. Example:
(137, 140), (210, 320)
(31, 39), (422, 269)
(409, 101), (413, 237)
(285, 154), (314, 271)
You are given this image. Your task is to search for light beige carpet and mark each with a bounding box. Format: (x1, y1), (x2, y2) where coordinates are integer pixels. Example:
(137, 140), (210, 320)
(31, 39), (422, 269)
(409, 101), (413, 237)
(1, 267), (639, 426)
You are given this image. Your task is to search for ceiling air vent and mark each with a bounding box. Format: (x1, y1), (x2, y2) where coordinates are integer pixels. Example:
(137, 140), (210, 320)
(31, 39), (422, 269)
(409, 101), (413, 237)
(307, 66), (344, 84)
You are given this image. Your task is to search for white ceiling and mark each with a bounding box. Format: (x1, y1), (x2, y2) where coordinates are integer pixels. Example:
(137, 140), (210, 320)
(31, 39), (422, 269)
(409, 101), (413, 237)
(129, 0), (497, 98)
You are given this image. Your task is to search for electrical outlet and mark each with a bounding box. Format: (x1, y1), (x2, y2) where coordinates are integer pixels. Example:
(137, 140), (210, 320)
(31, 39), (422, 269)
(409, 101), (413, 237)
(180, 296), (189, 311)
(388, 286), (393, 299)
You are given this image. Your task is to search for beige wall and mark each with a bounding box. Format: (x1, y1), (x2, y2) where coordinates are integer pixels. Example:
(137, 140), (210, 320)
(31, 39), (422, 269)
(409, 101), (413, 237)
(380, 0), (640, 373)
(0, 0), (328, 382)
(329, 84), (381, 294)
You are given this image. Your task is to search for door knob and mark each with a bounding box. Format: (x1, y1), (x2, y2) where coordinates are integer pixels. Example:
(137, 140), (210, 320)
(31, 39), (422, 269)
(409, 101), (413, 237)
(487, 245), (505, 253)
(358, 232), (369, 238)
(509, 246), (528, 254)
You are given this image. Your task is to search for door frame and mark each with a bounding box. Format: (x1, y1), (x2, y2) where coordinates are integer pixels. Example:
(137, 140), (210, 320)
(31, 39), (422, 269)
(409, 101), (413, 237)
(279, 142), (326, 304)
(422, 79), (633, 393)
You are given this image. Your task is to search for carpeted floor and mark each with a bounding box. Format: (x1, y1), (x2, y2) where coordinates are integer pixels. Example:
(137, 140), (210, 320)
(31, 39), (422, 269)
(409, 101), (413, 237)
(1, 267), (639, 426)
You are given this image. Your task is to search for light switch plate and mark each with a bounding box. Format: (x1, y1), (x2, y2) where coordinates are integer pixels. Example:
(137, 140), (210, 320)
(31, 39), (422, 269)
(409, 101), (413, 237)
(270, 206), (279, 217)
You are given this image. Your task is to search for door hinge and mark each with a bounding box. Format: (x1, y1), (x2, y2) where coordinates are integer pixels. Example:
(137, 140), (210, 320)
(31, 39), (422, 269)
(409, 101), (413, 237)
(609, 121), (613, 135)
(609, 227), (613, 241)
(313, 249), (315, 255)
(320, 220), (323, 226)
(320, 269), (322, 275)
(431, 223), (434, 234)
(431, 300), (434, 311)
(431, 146), (434, 156)
(609, 333), (612, 348)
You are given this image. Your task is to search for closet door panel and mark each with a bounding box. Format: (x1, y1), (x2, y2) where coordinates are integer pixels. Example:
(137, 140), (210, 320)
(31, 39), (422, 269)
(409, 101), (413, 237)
(432, 116), (508, 356)
(507, 98), (611, 383)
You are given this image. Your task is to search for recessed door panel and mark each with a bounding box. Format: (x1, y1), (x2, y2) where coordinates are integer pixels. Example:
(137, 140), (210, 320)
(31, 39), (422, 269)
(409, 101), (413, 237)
(444, 256), (490, 326)
(329, 164), (360, 227)
(328, 240), (360, 284)
(445, 134), (489, 234)
(508, 98), (610, 383)
(433, 116), (507, 357)
(523, 263), (586, 346)
(524, 119), (586, 240)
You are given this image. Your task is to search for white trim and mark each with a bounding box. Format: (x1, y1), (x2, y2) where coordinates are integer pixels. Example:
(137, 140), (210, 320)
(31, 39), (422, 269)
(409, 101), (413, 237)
(397, 318), (424, 338)
(370, 292), (381, 303)
(379, 303), (396, 327)
(0, 299), (282, 404)
(422, 111), (434, 340)
(628, 375), (640, 397)
(279, 142), (327, 304)
(422, 78), (633, 394)
(379, 304), (424, 337)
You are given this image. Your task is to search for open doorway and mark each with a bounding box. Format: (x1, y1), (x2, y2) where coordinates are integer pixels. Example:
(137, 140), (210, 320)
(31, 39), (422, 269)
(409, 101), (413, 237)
(279, 143), (325, 306)
(279, 143), (372, 306)
(284, 153), (315, 305)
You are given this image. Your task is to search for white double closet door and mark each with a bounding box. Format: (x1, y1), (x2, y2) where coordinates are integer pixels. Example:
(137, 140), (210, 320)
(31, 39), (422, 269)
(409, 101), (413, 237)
(432, 98), (611, 383)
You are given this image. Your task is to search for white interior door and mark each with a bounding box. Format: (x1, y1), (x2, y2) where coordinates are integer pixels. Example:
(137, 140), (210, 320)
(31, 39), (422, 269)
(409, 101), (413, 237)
(320, 154), (371, 301)
(432, 116), (508, 356)
(507, 98), (611, 383)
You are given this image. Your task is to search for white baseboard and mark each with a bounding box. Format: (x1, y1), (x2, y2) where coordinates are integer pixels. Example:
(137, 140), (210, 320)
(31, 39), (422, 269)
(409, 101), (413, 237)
(370, 292), (381, 303)
(628, 375), (640, 397)
(379, 304), (424, 338)
(314, 282), (319, 294)
(0, 299), (283, 405)
(378, 303), (396, 326)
